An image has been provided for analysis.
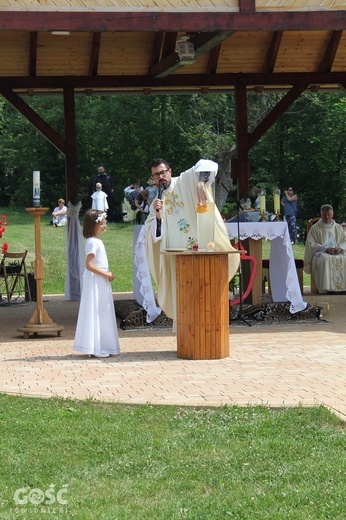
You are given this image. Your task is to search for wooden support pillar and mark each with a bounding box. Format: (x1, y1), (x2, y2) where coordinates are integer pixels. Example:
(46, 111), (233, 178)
(63, 86), (78, 203)
(234, 83), (251, 200)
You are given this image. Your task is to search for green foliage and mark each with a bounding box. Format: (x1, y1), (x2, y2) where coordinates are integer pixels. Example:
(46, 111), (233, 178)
(250, 93), (346, 220)
(1, 92), (346, 221)
(0, 395), (345, 518)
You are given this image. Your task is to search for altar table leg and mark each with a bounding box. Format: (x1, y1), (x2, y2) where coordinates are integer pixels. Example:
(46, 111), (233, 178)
(242, 238), (263, 305)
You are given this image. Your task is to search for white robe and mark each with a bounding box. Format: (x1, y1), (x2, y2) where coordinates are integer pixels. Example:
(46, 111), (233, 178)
(73, 237), (120, 356)
(145, 161), (240, 321)
(91, 190), (109, 211)
(304, 219), (346, 293)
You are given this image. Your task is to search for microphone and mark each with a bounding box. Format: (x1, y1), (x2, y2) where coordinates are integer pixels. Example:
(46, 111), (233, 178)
(156, 185), (163, 212)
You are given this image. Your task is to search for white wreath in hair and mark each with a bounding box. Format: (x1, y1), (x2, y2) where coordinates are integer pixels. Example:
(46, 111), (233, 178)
(95, 212), (107, 223)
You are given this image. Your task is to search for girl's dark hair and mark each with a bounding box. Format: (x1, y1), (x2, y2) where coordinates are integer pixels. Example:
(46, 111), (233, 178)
(83, 209), (102, 238)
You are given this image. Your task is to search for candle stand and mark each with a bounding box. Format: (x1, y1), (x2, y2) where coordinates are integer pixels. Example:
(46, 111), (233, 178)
(18, 207), (64, 339)
(273, 210), (282, 221)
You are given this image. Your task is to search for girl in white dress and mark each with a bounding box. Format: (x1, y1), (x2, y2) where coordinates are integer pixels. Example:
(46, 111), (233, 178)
(73, 209), (120, 358)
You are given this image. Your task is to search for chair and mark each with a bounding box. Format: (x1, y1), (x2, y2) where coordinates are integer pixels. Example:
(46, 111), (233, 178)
(0, 251), (31, 304)
(306, 217), (320, 293)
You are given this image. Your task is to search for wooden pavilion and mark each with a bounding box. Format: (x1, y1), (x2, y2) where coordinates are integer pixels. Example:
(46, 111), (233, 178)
(1, 0), (346, 200)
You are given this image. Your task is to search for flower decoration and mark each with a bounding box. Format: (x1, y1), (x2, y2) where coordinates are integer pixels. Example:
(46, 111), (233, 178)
(0, 214), (9, 255)
(95, 212), (107, 224)
(207, 242), (215, 251)
(186, 236), (198, 251)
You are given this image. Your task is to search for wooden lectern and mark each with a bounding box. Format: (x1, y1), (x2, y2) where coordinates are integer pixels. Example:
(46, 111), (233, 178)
(175, 251), (231, 360)
(17, 207), (64, 339)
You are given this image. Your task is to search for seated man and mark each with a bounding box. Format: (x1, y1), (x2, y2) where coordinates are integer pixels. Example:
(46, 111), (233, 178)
(304, 204), (346, 293)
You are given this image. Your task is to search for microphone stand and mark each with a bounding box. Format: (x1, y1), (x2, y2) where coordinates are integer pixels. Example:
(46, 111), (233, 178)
(218, 180), (251, 327)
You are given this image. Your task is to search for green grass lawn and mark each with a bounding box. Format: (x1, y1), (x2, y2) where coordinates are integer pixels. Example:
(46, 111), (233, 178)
(0, 208), (134, 294)
(1, 211), (344, 518)
(1, 395), (346, 519)
(1, 207), (310, 296)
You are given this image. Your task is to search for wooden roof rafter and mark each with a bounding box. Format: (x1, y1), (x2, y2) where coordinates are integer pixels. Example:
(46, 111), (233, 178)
(310, 29), (343, 92)
(88, 32), (101, 77)
(29, 32), (38, 77)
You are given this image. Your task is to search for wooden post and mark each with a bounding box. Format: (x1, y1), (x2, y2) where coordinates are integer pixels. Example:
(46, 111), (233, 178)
(242, 237), (263, 305)
(176, 252), (230, 360)
(17, 208), (64, 339)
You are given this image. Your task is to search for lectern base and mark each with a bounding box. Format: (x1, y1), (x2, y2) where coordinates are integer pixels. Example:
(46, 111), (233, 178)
(176, 252), (230, 360)
(17, 323), (64, 339)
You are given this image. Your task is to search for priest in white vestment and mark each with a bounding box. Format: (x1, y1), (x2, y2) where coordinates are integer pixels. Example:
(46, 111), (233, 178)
(304, 204), (346, 293)
(145, 158), (240, 323)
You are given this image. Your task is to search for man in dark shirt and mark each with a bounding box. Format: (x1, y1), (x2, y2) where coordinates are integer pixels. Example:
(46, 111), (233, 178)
(93, 166), (114, 197)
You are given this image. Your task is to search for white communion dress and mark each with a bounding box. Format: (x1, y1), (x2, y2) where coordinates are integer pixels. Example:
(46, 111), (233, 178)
(73, 237), (120, 357)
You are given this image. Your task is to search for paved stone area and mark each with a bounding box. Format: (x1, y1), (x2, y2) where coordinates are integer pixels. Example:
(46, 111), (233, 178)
(0, 292), (345, 418)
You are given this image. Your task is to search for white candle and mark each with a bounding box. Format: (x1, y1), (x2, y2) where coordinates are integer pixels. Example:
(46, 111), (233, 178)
(33, 170), (40, 207)
(260, 193), (266, 213)
(274, 193), (280, 212)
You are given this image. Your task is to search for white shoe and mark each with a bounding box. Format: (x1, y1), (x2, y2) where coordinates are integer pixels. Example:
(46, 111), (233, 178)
(96, 352), (110, 358)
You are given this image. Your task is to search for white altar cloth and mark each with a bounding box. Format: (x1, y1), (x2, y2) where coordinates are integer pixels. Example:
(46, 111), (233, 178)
(226, 221), (307, 313)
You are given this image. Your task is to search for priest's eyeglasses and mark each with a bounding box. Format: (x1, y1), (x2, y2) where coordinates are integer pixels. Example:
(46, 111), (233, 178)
(152, 169), (169, 178)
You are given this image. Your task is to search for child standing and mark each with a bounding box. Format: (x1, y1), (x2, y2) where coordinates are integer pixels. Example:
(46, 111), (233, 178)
(91, 183), (109, 212)
(73, 209), (120, 358)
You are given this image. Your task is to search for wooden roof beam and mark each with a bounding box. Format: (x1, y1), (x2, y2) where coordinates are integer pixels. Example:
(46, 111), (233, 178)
(1, 72), (346, 90)
(262, 31), (283, 74)
(148, 33), (164, 70)
(255, 30), (283, 92)
(29, 32), (38, 77)
(1, 11), (346, 32)
(0, 88), (66, 154)
(88, 32), (101, 76)
(310, 29), (343, 92)
(320, 29), (343, 72)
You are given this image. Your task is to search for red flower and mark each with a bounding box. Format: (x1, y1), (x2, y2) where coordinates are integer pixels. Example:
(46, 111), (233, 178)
(0, 215), (9, 251)
(2, 243), (8, 255)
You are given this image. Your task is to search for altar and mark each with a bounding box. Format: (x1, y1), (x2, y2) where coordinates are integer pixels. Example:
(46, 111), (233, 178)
(226, 221), (307, 313)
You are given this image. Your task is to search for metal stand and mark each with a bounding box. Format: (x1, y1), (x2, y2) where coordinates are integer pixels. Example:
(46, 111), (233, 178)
(218, 182), (251, 327)
(17, 207), (64, 339)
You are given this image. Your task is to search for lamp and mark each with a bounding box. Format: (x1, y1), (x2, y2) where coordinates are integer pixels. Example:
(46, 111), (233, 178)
(175, 36), (195, 65)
